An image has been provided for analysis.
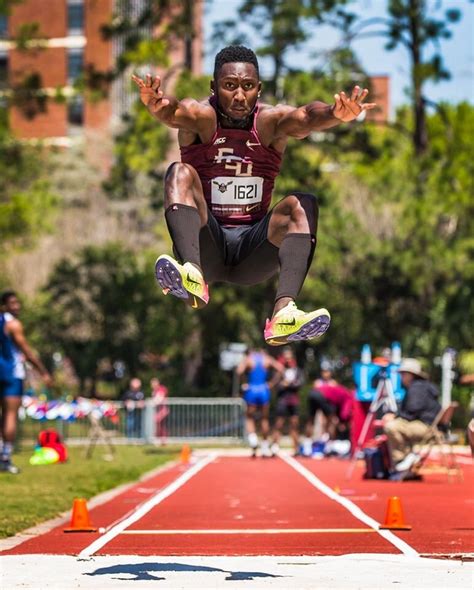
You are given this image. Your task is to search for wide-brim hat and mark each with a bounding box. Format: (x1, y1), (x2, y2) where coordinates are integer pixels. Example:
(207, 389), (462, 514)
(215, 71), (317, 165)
(398, 358), (428, 380)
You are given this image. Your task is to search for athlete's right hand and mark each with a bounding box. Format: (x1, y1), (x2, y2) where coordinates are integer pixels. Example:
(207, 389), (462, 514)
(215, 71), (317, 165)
(131, 73), (170, 114)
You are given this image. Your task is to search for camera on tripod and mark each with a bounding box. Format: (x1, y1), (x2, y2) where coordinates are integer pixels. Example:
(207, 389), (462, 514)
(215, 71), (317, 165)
(353, 342), (405, 402)
(371, 365), (389, 387)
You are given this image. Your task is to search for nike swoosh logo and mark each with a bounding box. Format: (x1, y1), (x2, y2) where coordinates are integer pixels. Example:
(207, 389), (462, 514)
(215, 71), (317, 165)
(277, 319), (296, 326)
(186, 273), (200, 286)
(245, 204), (260, 212)
(246, 139), (260, 149)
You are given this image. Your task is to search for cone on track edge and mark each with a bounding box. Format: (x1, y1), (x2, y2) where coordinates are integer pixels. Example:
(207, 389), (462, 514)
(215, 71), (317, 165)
(63, 498), (97, 533)
(180, 444), (191, 464)
(379, 496), (412, 530)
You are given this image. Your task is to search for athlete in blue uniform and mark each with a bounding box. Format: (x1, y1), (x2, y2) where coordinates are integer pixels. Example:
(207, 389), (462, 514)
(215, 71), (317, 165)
(1, 292), (53, 474)
(237, 349), (283, 457)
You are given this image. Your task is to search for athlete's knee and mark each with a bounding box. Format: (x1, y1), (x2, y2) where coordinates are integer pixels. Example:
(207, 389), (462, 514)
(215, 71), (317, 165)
(165, 162), (197, 186)
(164, 162), (204, 209)
(291, 192), (318, 219)
(278, 193), (317, 233)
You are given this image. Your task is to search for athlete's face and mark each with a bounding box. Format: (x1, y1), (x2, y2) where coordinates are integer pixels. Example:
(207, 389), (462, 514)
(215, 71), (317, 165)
(213, 62), (261, 121)
(4, 295), (21, 317)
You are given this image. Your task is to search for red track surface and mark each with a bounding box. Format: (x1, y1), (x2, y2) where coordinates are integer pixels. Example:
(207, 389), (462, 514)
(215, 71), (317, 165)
(2, 454), (473, 557)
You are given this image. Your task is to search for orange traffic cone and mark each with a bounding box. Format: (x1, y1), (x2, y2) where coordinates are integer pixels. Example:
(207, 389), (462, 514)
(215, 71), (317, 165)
(379, 496), (412, 530)
(63, 498), (97, 533)
(180, 444), (191, 464)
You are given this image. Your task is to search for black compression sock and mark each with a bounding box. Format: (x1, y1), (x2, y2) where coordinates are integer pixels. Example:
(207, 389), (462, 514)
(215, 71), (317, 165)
(275, 233), (316, 302)
(164, 204), (202, 268)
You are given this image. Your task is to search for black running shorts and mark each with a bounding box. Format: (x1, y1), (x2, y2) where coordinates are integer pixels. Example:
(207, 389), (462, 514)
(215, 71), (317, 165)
(308, 390), (337, 419)
(199, 209), (280, 285)
(276, 394), (299, 418)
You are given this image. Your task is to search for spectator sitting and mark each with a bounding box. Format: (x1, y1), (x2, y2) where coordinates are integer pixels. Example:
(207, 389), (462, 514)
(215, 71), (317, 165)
(384, 358), (441, 472)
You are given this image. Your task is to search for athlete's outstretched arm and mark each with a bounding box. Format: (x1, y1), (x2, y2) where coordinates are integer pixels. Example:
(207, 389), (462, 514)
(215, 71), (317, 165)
(131, 73), (213, 132)
(6, 319), (53, 386)
(275, 85), (376, 139)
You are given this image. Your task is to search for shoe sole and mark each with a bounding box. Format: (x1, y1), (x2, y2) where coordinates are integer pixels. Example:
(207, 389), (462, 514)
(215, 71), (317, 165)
(154, 256), (207, 309)
(266, 312), (330, 346)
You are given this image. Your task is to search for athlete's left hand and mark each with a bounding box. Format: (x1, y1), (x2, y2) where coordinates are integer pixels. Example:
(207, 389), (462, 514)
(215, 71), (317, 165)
(332, 86), (376, 122)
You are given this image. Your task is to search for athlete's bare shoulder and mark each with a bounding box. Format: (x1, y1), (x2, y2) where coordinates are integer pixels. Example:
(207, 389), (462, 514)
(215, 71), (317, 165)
(256, 102), (298, 151)
(178, 97), (217, 146)
(180, 97), (214, 115)
(258, 102), (296, 122)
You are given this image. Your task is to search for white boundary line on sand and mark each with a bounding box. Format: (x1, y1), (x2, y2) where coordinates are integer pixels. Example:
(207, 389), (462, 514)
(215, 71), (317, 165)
(280, 453), (419, 557)
(120, 528), (377, 535)
(78, 453), (216, 558)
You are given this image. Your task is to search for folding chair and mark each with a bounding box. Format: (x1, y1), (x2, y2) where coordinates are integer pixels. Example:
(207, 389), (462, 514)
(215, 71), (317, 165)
(414, 402), (463, 482)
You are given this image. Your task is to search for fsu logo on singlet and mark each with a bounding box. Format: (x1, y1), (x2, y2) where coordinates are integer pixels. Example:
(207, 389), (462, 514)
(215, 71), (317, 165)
(212, 148), (263, 213)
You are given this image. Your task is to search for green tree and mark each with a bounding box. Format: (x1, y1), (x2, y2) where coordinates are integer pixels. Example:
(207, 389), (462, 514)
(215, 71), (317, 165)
(0, 110), (58, 255)
(34, 244), (154, 394)
(346, 0), (461, 154)
(212, 0), (351, 95)
(342, 103), (474, 356)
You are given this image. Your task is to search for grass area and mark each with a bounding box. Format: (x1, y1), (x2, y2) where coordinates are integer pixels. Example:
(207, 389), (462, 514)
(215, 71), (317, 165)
(0, 445), (178, 538)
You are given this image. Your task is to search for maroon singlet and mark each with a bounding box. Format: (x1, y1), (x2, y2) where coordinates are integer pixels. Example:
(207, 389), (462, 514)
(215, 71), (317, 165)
(180, 99), (282, 226)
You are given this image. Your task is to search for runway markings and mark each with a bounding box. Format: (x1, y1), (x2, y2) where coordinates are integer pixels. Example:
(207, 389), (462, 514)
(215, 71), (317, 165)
(120, 528), (377, 535)
(280, 453), (419, 557)
(78, 454), (217, 558)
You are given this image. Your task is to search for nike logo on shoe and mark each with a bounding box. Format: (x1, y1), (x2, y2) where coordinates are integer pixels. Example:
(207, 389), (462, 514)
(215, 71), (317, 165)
(186, 273), (201, 286)
(277, 318), (296, 326)
(155, 255), (210, 309)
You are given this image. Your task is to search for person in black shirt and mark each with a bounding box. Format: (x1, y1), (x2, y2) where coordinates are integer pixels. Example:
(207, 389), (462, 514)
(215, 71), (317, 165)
(271, 347), (304, 456)
(384, 358), (441, 472)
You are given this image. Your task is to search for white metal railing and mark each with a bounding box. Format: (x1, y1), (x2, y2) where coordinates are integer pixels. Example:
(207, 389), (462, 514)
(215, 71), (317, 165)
(143, 398), (246, 443)
(18, 397), (246, 445)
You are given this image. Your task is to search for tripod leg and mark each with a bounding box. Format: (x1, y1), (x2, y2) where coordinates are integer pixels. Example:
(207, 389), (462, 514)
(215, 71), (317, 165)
(346, 380), (385, 480)
(346, 411), (375, 479)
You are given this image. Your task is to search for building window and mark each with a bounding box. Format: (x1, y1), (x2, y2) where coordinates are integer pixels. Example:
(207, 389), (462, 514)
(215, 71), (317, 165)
(67, 49), (83, 84)
(0, 52), (7, 90)
(68, 96), (84, 127)
(0, 16), (7, 38)
(68, 1), (84, 36)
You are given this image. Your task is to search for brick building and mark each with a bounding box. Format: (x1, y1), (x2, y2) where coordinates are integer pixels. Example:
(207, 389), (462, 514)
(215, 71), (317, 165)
(0, 0), (203, 142)
(368, 75), (390, 123)
(0, 1), (389, 144)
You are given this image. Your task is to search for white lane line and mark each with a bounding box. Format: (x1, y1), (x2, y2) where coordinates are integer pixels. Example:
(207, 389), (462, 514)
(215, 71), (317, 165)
(78, 454), (216, 558)
(280, 454), (419, 557)
(120, 528), (376, 535)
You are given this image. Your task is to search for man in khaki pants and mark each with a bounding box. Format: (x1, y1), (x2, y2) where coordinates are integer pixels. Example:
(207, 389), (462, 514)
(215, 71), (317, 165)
(384, 358), (441, 472)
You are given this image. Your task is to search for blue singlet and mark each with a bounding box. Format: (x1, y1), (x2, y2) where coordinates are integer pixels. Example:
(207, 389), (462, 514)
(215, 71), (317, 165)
(244, 352), (270, 406)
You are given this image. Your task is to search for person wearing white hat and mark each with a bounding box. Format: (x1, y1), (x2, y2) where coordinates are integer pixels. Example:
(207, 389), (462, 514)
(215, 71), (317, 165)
(384, 358), (441, 472)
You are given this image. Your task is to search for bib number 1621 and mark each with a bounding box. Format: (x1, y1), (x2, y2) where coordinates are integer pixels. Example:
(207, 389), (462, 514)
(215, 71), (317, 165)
(234, 184), (258, 200)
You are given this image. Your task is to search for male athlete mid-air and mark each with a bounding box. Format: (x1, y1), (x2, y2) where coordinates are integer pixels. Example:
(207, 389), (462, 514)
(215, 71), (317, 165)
(132, 46), (375, 345)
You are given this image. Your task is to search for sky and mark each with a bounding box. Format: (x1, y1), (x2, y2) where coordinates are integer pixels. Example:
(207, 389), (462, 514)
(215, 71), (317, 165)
(203, 0), (474, 116)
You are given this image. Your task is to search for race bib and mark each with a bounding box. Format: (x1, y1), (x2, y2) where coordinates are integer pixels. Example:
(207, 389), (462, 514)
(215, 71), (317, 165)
(211, 176), (263, 206)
